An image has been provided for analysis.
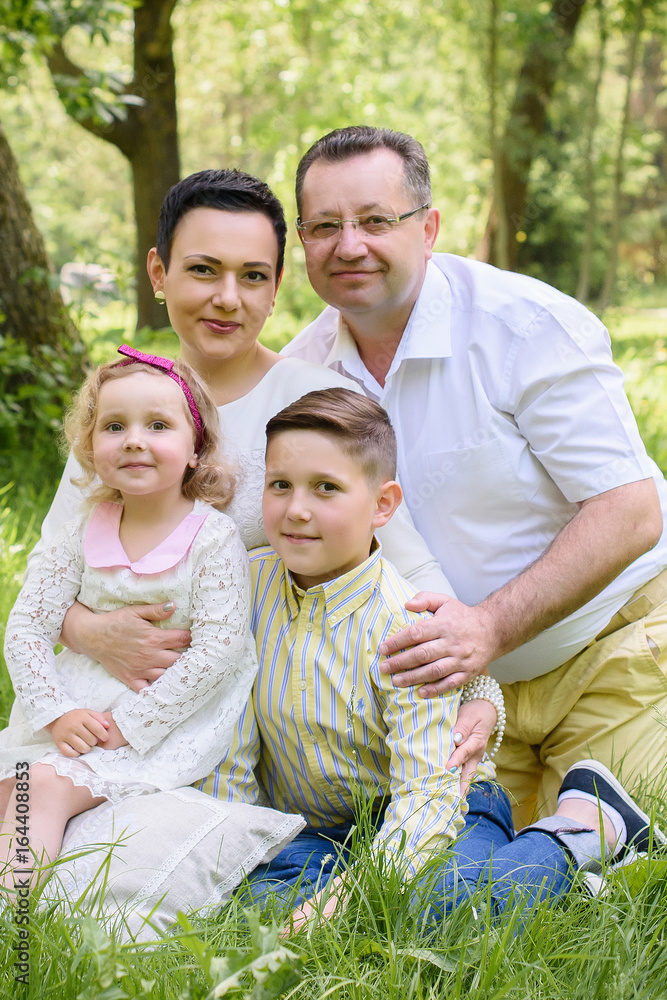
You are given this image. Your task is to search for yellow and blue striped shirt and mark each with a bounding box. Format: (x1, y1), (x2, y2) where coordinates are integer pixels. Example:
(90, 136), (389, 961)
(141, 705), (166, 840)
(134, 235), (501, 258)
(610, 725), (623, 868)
(203, 543), (473, 871)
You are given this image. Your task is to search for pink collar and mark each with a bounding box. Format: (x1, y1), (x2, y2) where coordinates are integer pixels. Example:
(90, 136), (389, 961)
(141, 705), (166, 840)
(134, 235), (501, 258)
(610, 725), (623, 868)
(84, 502), (210, 574)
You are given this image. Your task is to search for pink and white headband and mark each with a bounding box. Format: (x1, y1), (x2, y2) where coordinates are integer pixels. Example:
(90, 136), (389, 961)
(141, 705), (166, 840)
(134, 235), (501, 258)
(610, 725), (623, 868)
(115, 345), (204, 452)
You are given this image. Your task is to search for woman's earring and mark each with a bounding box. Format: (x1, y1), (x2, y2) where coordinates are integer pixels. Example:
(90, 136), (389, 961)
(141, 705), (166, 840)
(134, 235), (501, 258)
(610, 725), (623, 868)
(155, 290), (166, 304)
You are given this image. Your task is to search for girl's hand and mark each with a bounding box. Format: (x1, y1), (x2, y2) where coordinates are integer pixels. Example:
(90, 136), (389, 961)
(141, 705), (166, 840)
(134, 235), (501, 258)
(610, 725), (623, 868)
(46, 709), (109, 757)
(99, 712), (129, 750)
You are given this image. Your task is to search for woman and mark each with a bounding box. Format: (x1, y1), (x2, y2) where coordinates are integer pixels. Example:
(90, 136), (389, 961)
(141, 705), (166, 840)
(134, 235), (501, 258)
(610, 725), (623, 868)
(28, 168), (494, 767)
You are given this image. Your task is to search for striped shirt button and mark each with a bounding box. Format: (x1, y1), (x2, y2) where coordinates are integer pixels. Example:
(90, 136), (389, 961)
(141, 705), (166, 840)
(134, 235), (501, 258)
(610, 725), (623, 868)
(305, 623), (314, 631)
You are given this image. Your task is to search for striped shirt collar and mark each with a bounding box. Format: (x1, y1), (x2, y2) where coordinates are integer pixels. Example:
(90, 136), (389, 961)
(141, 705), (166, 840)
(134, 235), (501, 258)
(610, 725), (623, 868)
(284, 539), (383, 625)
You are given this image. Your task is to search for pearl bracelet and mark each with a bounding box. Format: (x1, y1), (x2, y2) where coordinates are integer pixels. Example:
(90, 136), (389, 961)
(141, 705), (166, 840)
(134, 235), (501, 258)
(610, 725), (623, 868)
(459, 674), (506, 760)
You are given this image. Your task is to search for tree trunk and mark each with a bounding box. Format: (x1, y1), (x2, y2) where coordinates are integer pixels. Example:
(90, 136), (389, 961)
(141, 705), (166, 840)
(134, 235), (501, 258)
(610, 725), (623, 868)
(478, 0), (587, 271)
(0, 119), (86, 376)
(576, 0), (607, 303)
(488, 0), (509, 270)
(598, 2), (647, 313)
(47, 0), (180, 330)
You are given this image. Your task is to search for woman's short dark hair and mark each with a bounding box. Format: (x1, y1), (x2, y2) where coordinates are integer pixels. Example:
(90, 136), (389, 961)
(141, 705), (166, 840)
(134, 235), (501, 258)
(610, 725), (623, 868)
(156, 168), (287, 277)
(295, 126), (431, 215)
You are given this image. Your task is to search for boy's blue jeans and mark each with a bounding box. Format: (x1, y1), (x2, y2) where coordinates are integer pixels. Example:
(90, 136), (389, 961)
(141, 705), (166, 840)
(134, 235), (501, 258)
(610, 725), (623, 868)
(240, 782), (575, 923)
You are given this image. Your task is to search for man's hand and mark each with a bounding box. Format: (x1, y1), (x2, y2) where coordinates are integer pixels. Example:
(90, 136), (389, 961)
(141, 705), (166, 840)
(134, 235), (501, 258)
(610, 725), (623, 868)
(446, 698), (498, 796)
(379, 592), (496, 697)
(46, 709), (109, 757)
(60, 600), (191, 691)
(99, 712), (129, 750)
(380, 481), (662, 698)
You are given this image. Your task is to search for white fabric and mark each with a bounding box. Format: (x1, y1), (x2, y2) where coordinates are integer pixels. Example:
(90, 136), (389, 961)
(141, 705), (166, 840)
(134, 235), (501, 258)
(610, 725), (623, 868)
(1, 501), (258, 800)
(282, 254), (667, 682)
(48, 787), (305, 941)
(27, 357), (453, 595)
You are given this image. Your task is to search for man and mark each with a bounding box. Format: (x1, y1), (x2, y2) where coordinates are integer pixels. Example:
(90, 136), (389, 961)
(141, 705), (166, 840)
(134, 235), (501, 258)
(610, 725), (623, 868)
(282, 125), (667, 826)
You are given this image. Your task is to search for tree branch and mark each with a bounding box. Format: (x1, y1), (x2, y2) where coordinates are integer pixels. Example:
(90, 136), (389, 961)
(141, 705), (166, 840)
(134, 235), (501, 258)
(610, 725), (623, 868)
(46, 40), (137, 157)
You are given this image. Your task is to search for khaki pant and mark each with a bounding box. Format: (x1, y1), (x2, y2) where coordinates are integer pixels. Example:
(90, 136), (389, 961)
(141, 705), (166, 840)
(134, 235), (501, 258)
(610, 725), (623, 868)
(496, 570), (667, 828)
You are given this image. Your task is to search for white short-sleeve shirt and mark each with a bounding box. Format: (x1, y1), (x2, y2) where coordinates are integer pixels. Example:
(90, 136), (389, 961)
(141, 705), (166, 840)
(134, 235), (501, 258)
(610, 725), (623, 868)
(282, 255), (667, 682)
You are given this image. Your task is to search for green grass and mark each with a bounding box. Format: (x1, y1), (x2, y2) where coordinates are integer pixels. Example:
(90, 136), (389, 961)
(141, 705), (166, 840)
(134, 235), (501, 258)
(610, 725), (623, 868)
(1, 300), (667, 997)
(605, 305), (667, 476)
(1, 833), (667, 999)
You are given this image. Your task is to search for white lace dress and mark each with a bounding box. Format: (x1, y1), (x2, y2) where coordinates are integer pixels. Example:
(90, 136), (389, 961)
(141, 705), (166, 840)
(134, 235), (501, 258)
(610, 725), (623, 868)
(0, 500), (258, 802)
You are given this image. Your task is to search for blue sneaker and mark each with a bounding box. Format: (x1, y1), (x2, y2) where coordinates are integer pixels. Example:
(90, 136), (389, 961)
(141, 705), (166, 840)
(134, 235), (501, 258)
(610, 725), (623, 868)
(559, 759), (666, 859)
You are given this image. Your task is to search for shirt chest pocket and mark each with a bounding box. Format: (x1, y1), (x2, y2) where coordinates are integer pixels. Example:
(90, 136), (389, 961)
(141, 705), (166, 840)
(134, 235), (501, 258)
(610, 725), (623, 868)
(423, 438), (525, 544)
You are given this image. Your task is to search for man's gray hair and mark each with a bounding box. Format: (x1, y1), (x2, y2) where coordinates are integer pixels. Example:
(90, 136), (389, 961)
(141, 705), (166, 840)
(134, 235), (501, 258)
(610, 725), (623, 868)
(295, 126), (431, 215)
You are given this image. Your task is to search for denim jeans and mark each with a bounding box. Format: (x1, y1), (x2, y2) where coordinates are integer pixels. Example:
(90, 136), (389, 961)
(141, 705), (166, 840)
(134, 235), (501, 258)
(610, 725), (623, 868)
(413, 781), (574, 931)
(239, 821), (354, 907)
(240, 783), (574, 920)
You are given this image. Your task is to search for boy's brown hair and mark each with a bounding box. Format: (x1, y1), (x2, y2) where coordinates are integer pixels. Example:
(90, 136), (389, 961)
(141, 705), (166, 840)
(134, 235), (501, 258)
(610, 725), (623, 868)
(265, 387), (397, 484)
(64, 357), (236, 511)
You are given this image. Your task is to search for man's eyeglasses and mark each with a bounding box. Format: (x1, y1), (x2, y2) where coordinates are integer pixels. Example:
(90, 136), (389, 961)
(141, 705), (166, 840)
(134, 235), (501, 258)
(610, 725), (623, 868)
(296, 204), (429, 243)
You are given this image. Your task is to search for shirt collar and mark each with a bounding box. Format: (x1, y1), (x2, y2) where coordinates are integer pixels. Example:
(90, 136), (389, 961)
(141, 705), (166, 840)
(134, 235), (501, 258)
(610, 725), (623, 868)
(84, 501), (210, 574)
(284, 539), (383, 625)
(398, 259), (453, 361)
(326, 259), (453, 381)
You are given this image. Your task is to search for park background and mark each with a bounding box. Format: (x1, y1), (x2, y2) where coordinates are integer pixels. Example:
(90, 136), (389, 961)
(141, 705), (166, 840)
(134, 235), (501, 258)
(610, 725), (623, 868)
(1, 1), (667, 997)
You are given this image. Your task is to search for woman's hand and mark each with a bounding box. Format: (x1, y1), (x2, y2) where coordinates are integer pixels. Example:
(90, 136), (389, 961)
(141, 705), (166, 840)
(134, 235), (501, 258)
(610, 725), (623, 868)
(99, 712), (129, 750)
(446, 699), (498, 796)
(46, 709), (109, 757)
(60, 600), (191, 691)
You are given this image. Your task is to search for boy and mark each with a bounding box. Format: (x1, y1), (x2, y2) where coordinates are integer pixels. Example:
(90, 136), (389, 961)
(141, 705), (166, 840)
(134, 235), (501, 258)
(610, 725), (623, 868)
(203, 388), (498, 900)
(203, 388), (663, 926)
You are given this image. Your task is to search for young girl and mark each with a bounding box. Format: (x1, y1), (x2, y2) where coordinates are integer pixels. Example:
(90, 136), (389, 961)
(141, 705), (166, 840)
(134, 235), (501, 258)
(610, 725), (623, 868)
(0, 346), (257, 880)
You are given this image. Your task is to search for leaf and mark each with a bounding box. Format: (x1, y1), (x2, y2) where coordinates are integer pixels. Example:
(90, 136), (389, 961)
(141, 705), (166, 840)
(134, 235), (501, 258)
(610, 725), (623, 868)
(615, 856), (667, 893)
(175, 912), (218, 982)
(250, 960), (302, 1000)
(207, 947), (302, 999)
(352, 937), (389, 960)
(394, 947), (458, 973)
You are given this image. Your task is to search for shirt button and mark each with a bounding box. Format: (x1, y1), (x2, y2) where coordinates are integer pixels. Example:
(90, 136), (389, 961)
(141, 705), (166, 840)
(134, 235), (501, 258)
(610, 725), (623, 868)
(305, 623), (314, 632)
(309, 734), (317, 743)
(299, 680), (307, 691)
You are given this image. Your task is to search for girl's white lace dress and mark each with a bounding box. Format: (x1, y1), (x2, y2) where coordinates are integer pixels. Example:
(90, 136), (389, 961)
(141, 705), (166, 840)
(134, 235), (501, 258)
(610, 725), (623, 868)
(0, 500), (258, 802)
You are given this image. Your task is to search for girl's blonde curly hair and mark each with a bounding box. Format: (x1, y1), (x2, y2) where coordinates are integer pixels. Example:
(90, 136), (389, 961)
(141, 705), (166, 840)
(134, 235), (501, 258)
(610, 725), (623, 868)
(64, 356), (236, 512)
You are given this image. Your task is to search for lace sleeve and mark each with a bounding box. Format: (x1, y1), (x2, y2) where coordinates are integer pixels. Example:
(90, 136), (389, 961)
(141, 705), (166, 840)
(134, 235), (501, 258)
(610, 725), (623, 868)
(4, 517), (86, 731)
(111, 518), (255, 754)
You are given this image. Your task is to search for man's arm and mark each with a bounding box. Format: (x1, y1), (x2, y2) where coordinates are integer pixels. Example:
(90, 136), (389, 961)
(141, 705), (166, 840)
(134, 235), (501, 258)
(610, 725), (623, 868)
(380, 478), (662, 695)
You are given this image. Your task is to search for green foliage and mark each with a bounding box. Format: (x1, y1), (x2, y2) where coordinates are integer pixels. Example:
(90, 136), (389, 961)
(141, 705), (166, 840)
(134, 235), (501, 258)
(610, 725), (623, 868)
(3, 0), (666, 319)
(0, 0), (131, 82)
(606, 306), (667, 476)
(0, 480), (50, 726)
(0, 334), (78, 487)
(178, 911), (302, 999)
